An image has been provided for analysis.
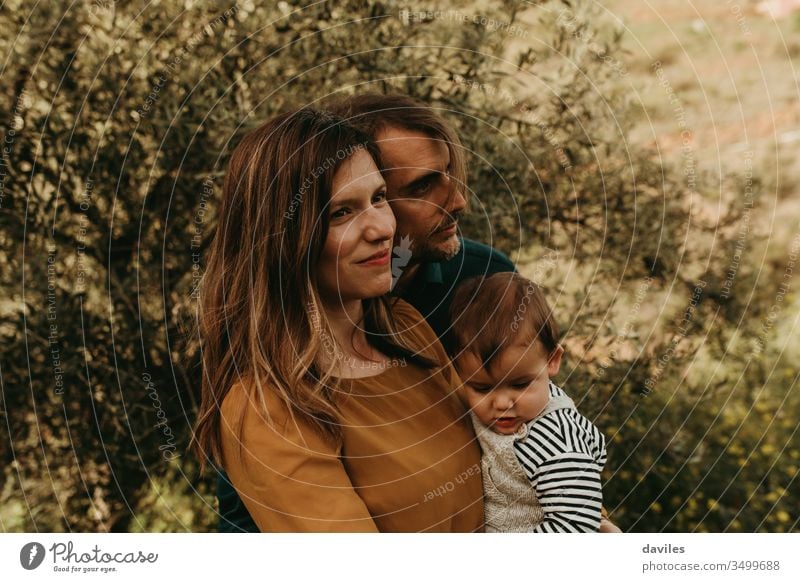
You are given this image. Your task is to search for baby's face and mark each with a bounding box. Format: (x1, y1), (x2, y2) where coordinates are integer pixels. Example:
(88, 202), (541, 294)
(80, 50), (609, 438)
(454, 340), (563, 435)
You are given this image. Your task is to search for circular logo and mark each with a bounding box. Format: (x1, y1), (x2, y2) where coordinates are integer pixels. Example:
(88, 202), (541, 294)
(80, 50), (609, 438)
(20, 542), (46, 570)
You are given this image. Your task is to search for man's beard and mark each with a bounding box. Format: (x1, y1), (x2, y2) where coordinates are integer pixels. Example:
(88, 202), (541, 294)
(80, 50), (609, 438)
(414, 232), (461, 263)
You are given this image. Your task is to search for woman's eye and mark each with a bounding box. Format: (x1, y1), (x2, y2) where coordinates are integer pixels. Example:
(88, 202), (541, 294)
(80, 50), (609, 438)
(331, 208), (350, 219)
(373, 190), (387, 203)
(512, 382), (530, 389)
(470, 385), (492, 394)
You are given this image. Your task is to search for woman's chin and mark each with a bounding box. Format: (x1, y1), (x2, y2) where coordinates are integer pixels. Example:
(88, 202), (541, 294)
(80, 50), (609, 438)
(359, 274), (393, 298)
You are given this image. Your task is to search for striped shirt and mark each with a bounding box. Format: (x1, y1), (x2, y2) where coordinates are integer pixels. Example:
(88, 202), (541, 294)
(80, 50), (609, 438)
(512, 383), (607, 533)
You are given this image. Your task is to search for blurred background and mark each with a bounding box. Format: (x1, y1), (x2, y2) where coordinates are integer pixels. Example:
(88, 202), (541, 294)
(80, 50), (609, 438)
(1, 0), (798, 532)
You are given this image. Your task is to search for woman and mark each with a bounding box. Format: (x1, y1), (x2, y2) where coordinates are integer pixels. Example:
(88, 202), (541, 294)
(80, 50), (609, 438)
(192, 108), (483, 532)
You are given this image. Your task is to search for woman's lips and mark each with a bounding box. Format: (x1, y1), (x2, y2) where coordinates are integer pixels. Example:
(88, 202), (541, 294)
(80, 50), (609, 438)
(357, 249), (390, 266)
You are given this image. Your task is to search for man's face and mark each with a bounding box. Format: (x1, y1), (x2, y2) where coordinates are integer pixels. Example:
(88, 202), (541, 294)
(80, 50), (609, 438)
(374, 125), (467, 263)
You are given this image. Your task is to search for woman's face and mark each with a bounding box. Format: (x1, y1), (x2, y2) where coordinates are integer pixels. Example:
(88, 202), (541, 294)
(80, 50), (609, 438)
(318, 149), (395, 306)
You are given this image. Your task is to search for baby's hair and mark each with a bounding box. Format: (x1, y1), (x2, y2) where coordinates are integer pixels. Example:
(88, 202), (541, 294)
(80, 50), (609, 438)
(448, 272), (560, 370)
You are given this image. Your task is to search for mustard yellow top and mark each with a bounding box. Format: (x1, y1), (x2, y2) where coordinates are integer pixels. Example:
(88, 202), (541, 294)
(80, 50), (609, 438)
(219, 299), (484, 532)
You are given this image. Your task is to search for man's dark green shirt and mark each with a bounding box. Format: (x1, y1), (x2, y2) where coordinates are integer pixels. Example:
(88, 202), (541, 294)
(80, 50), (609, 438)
(216, 238), (515, 532)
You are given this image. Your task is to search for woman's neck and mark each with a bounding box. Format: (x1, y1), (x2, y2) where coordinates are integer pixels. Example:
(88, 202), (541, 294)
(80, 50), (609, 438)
(322, 298), (364, 350)
(318, 298), (387, 377)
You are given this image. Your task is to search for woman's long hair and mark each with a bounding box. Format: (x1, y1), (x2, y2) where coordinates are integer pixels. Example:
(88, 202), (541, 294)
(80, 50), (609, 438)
(192, 108), (438, 471)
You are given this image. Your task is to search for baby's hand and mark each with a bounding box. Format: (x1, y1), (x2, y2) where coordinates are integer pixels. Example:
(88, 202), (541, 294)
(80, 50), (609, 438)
(599, 516), (622, 533)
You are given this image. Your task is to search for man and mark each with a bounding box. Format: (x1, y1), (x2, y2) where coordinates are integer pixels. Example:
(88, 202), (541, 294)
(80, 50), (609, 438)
(333, 94), (517, 342)
(217, 94), (619, 532)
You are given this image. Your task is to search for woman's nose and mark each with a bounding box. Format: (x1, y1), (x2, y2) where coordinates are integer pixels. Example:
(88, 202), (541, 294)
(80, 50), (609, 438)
(362, 205), (395, 242)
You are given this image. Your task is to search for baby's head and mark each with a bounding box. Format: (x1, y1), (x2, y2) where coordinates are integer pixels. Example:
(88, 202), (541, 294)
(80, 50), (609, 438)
(448, 272), (564, 435)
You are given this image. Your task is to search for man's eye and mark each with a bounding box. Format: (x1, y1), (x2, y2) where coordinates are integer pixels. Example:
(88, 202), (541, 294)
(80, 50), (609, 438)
(512, 382), (530, 389)
(411, 180), (433, 196)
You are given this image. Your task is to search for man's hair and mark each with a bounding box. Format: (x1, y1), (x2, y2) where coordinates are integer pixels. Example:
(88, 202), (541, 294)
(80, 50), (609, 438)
(326, 93), (468, 207)
(448, 272), (560, 370)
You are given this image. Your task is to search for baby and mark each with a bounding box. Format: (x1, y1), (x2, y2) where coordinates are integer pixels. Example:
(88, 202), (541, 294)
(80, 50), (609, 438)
(448, 272), (607, 533)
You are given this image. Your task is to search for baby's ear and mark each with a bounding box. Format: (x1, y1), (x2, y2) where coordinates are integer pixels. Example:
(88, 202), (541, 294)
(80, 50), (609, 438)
(547, 344), (564, 377)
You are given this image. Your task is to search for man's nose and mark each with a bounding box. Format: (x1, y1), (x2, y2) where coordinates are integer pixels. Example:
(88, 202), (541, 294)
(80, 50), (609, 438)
(443, 178), (467, 217)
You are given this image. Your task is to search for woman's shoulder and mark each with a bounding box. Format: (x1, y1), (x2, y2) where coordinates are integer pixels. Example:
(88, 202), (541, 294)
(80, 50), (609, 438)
(220, 377), (289, 434)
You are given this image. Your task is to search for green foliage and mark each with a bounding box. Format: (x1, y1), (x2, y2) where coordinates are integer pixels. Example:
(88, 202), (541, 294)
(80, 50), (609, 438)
(1, 0), (796, 531)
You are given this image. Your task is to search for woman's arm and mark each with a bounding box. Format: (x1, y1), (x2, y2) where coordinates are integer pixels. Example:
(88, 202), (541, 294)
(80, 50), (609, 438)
(220, 383), (378, 532)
